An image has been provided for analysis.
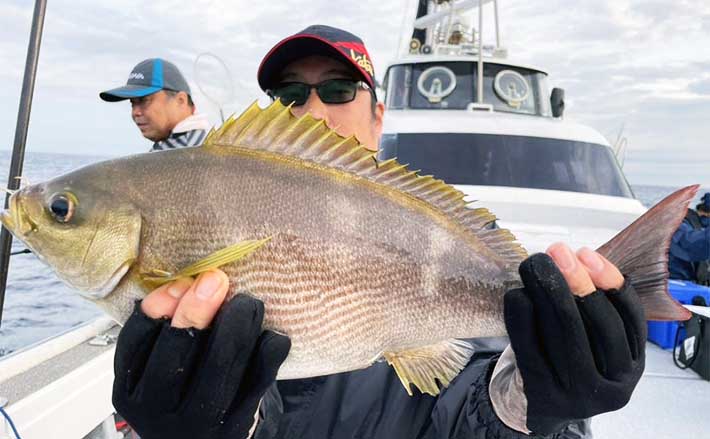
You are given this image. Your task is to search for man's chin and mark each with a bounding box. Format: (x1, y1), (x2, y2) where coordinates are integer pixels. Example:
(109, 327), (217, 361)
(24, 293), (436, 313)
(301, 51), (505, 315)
(137, 127), (157, 141)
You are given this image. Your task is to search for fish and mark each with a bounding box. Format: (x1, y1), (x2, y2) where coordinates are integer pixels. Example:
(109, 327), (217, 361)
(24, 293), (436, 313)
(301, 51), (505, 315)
(0, 101), (694, 396)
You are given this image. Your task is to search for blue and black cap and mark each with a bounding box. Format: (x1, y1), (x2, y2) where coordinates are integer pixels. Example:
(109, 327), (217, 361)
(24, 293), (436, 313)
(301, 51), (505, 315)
(100, 58), (191, 102)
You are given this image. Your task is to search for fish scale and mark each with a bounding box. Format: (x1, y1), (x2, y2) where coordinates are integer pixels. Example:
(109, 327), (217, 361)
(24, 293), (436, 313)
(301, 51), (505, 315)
(144, 138), (511, 379)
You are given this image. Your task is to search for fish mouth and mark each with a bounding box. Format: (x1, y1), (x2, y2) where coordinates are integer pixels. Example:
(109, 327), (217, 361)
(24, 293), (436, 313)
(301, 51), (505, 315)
(0, 209), (14, 232)
(0, 194), (20, 235)
(0, 193), (36, 238)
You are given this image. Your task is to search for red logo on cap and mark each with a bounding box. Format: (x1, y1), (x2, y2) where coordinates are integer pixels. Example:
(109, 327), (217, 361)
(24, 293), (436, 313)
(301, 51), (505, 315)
(334, 41), (374, 77)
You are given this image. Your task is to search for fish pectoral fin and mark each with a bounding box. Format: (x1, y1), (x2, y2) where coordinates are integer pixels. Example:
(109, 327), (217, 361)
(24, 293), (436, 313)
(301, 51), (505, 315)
(384, 339), (475, 397)
(142, 268), (173, 278)
(139, 268), (175, 290)
(140, 237), (272, 287)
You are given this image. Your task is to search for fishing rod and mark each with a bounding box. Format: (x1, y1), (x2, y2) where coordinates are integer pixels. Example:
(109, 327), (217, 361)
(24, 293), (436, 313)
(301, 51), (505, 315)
(0, 0), (48, 327)
(194, 52), (235, 123)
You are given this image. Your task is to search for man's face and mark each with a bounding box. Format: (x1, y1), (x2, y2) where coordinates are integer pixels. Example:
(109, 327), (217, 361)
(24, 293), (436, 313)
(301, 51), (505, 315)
(278, 55), (384, 151)
(130, 91), (186, 142)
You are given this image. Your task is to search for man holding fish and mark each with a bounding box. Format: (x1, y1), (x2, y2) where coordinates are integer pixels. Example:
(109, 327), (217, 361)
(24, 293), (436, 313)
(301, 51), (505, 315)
(2, 26), (691, 439)
(109, 25), (656, 439)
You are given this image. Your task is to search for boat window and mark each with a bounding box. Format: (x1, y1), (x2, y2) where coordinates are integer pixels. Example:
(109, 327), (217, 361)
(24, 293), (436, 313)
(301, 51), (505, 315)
(384, 64), (411, 109)
(536, 72), (552, 117)
(379, 133), (634, 198)
(410, 63), (475, 109)
(483, 64), (550, 116)
(384, 62), (553, 117)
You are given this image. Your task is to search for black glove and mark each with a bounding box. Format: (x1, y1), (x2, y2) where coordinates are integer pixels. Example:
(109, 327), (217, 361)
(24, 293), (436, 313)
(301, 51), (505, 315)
(504, 253), (646, 436)
(112, 294), (291, 439)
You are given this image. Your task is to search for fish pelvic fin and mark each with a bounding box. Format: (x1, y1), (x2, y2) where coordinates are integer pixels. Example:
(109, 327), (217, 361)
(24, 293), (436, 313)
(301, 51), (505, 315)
(597, 185), (699, 321)
(204, 100), (526, 269)
(384, 339), (474, 396)
(140, 237), (271, 288)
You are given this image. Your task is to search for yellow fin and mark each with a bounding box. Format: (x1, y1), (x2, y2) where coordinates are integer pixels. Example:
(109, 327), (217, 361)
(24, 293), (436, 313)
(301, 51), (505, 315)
(384, 339), (474, 396)
(140, 237), (271, 287)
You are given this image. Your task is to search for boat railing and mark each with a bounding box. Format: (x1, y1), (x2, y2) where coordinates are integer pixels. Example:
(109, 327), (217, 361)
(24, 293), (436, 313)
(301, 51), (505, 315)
(0, 317), (119, 439)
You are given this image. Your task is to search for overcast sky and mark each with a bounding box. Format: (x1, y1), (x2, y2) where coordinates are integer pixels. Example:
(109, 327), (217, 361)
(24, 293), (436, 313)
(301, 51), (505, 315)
(1, 0), (709, 187)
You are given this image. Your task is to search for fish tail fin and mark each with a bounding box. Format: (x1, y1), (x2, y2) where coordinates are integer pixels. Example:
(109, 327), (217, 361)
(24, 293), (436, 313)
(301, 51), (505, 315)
(597, 185), (698, 321)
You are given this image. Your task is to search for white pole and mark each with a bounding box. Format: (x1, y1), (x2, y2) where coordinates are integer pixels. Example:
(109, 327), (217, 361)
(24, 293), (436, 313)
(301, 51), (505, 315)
(494, 0), (500, 48)
(397, 0), (415, 57)
(477, 0), (484, 103)
(445, 1), (456, 48)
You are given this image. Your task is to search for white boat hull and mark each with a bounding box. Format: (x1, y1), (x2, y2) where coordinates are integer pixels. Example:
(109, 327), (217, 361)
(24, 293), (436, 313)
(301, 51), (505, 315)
(456, 185), (647, 254)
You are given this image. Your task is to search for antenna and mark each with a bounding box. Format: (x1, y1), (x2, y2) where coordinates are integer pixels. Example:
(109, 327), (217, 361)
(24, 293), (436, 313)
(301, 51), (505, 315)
(613, 124), (628, 169)
(193, 52), (235, 123)
(404, 0), (504, 59)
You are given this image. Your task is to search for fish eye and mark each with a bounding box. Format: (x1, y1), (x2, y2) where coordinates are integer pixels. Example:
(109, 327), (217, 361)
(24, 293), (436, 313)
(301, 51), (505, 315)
(49, 194), (75, 223)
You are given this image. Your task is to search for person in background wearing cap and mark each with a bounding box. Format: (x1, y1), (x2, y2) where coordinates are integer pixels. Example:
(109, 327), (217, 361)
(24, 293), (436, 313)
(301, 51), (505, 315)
(100, 58), (211, 151)
(111, 26), (645, 439)
(669, 192), (710, 285)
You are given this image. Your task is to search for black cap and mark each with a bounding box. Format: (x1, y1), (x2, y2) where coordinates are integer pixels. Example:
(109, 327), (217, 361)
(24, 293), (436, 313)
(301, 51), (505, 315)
(100, 58), (191, 102)
(257, 25), (375, 92)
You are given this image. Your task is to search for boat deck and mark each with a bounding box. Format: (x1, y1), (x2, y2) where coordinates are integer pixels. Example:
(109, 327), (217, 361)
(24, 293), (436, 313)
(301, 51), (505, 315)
(1, 320), (708, 439)
(594, 342), (710, 438)
(1, 326), (118, 405)
(0, 318), (119, 439)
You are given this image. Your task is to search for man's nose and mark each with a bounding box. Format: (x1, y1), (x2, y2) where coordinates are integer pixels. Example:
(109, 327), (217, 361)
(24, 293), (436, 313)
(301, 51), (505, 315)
(131, 104), (142, 119)
(299, 89), (329, 123)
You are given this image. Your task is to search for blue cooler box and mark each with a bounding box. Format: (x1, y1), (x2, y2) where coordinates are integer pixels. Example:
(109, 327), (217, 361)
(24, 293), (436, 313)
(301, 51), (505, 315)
(647, 280), (710, 349)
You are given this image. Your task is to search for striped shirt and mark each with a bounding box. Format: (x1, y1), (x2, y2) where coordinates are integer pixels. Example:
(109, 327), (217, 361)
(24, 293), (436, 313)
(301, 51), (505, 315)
(151, 113), (211, 151)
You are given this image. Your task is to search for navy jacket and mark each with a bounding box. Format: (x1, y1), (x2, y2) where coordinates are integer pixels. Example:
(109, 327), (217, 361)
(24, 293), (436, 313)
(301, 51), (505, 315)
(669, 210), (710, 281)
(254, 338), (590, 439)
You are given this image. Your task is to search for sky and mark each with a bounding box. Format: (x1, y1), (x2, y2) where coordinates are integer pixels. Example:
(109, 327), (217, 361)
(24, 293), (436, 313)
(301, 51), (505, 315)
(1, 0), (709, 187)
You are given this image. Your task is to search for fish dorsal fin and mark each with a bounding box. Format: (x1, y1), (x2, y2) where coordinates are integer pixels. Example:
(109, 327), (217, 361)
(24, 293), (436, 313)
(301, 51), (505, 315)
(204, 101), (527, 266)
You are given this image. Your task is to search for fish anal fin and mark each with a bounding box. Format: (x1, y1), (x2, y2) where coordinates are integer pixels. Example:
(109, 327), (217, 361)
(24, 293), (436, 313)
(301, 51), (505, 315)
(140, 237), (271, 287)
(384, 339), (474, 396)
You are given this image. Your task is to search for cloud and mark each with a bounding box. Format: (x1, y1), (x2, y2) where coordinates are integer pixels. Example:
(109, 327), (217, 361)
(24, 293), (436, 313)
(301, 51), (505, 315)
(688, 78), (710, 95)
(1, 0), (709, 186)
(0, 0), (411, 156)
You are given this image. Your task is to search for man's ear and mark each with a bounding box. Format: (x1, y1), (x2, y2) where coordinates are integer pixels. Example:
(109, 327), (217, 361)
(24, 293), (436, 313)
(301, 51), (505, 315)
(177, 91), (189, 106)
(373, 101), (385, 145)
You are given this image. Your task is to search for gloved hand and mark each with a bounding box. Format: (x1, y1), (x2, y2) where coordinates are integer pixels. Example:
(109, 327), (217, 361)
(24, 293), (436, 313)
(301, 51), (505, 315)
(504, 249), (646, 436)
(112, 271), (291, 439)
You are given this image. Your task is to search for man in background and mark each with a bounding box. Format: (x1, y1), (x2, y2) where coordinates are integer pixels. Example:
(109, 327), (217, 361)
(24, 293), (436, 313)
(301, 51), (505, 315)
(670, 192), (710, 284)
(100, 58), (210, 150)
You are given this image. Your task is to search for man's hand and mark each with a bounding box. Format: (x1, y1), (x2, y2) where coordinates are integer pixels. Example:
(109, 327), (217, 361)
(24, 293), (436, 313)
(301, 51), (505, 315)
(112, 270), (291, 439)
(504, 243), (646, 436)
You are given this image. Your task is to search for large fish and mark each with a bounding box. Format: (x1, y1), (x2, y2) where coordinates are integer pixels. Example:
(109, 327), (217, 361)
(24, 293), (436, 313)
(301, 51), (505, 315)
(0, 101), (693, 396)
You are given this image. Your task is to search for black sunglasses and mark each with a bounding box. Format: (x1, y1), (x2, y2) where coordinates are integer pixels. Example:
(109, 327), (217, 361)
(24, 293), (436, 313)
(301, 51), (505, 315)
(267, 79), (372, 106)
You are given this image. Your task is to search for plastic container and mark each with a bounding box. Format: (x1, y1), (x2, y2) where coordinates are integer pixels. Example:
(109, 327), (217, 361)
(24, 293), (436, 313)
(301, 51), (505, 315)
(647, 280), (710, 349)
(647, 320), (681, 350)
